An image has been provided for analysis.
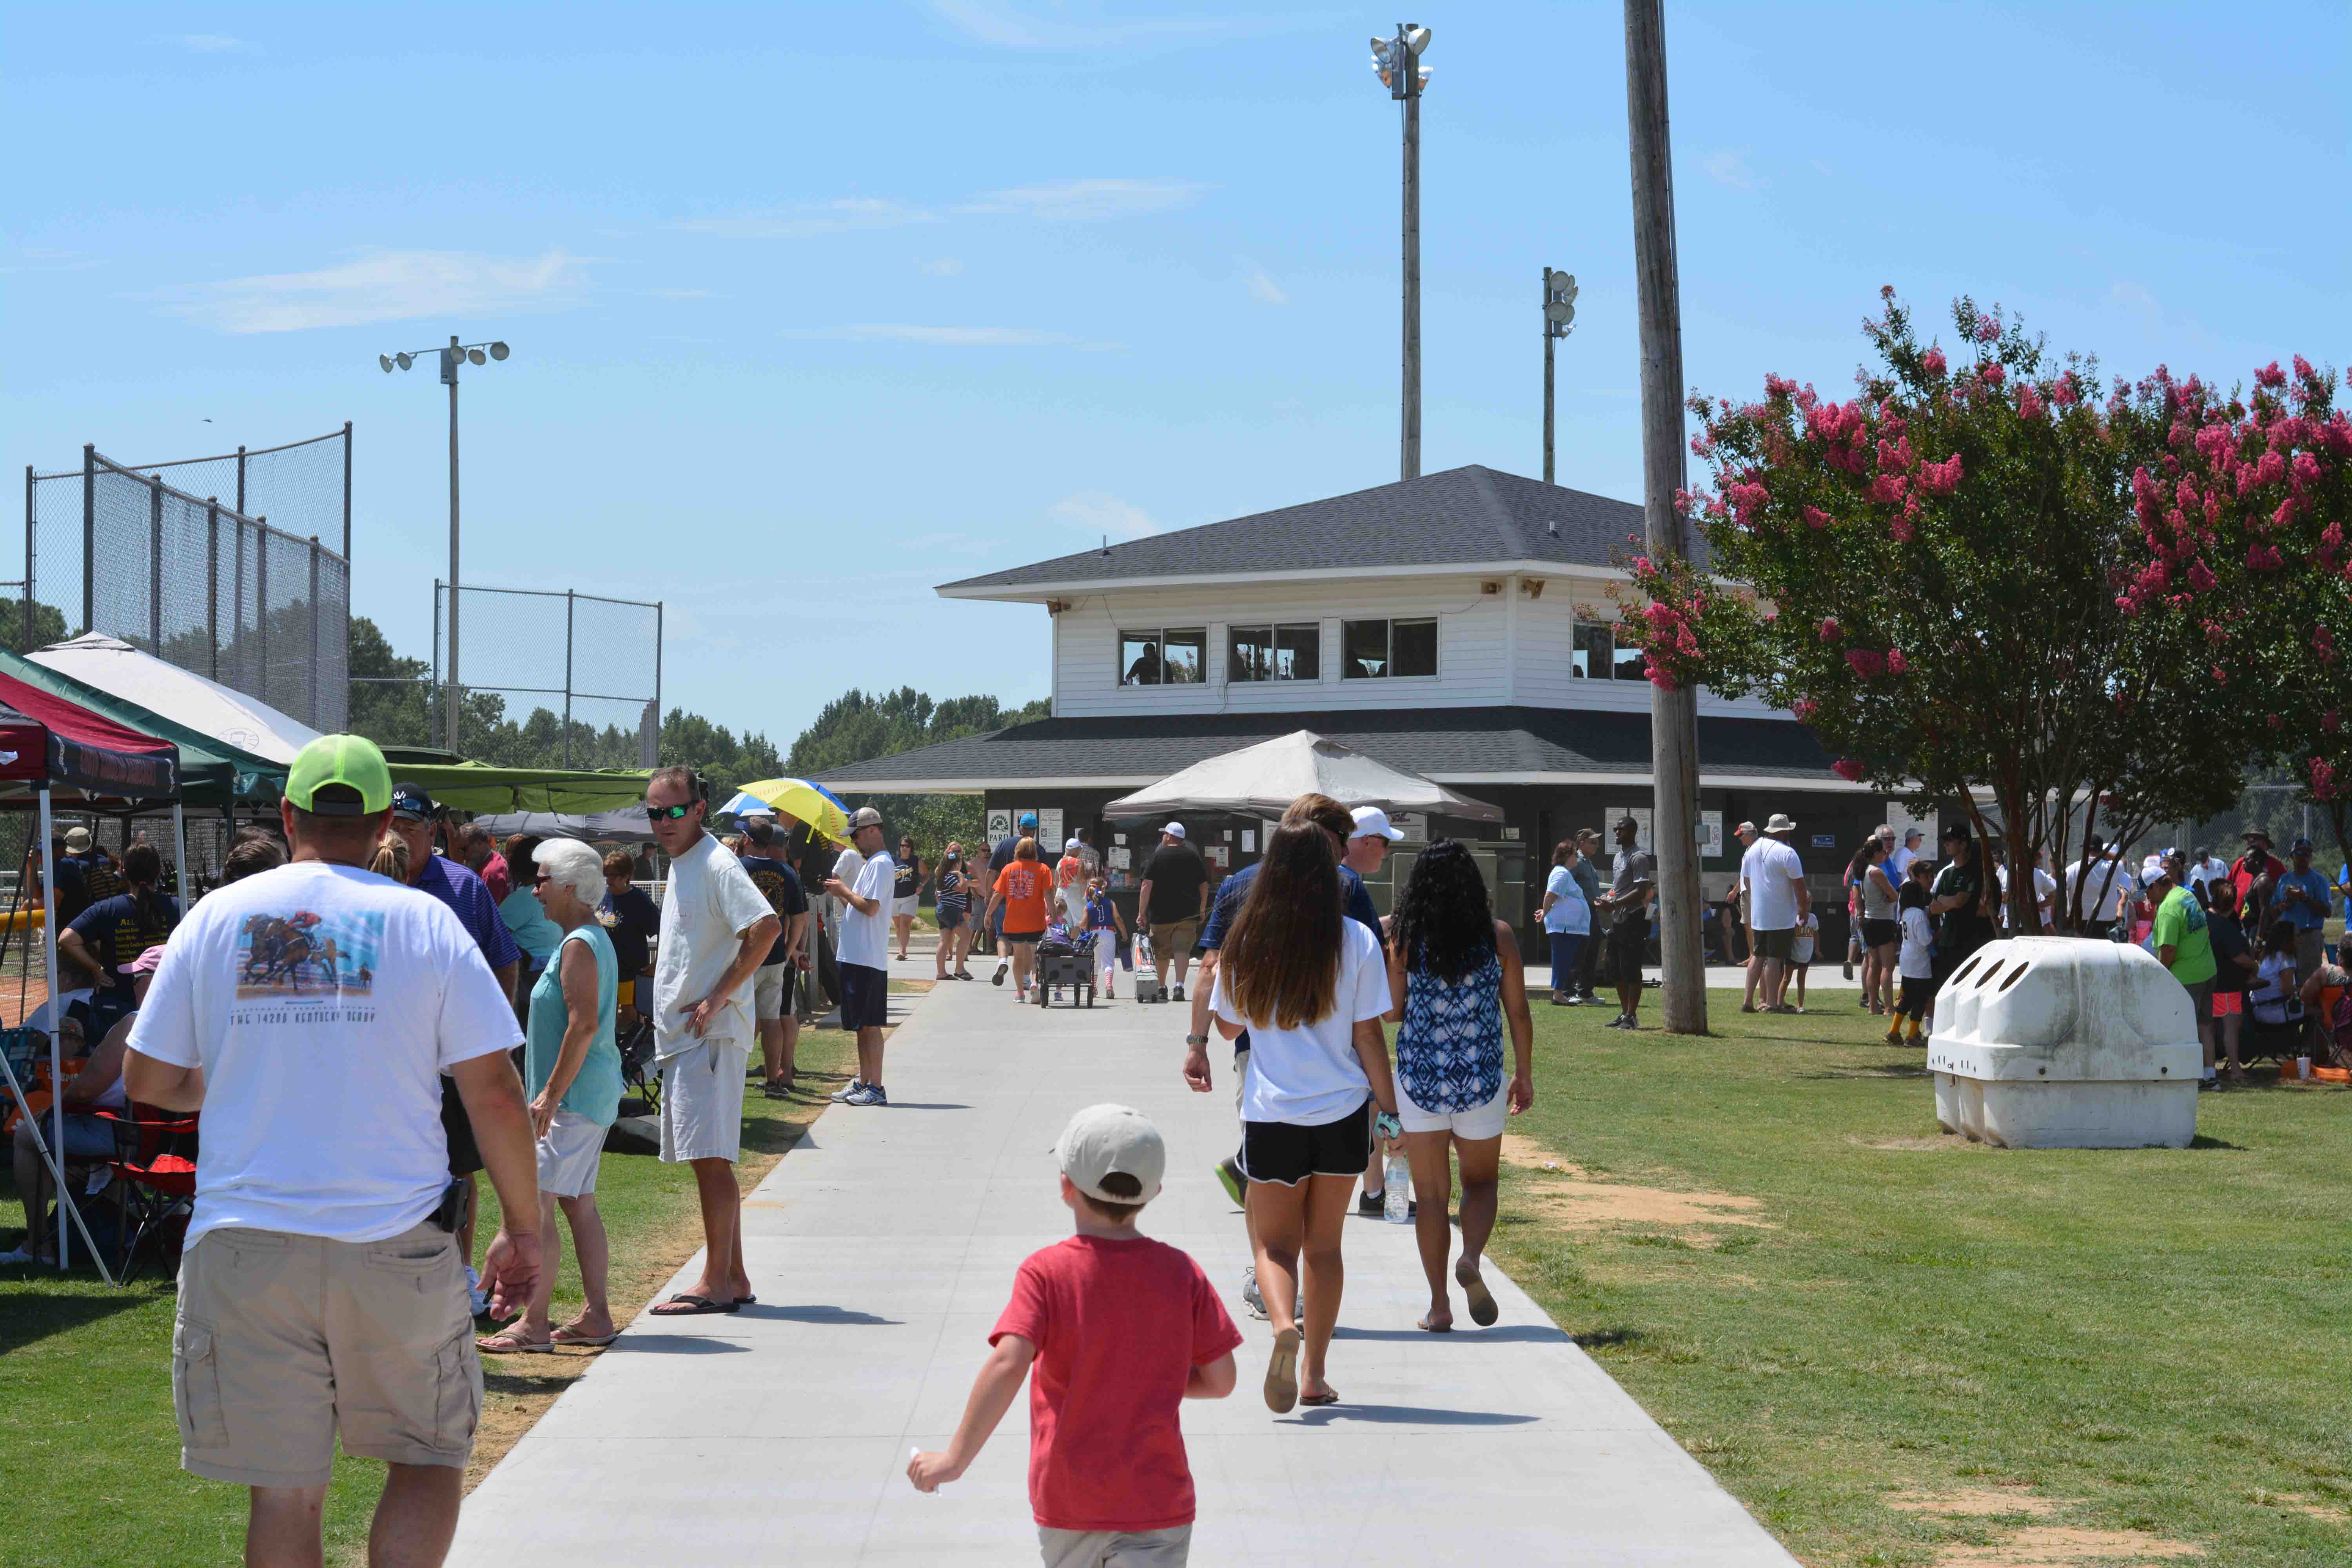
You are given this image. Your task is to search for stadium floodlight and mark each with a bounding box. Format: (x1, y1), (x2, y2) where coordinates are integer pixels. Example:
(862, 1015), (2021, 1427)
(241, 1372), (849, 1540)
(1368, 22), (1433, 480)
(1541, 266), (1580, 483)
(379, 354), (395, 373)
(488, 341), (509, 361)
(468, 348), (486, 365)
(396, 352), (414, 370)
(1406, 24), (1431, 53)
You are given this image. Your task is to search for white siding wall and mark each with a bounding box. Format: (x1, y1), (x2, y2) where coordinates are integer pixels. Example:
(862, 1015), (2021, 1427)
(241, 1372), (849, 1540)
(1046, 575), (1785, 719)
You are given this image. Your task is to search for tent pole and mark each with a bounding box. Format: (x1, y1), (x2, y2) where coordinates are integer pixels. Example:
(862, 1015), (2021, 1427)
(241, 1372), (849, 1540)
(172, 804), (188, 909)
(37, 786), (67, 1273)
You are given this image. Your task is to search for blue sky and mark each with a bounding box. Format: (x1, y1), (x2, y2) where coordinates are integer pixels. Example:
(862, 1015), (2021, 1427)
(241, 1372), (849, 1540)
(6, 2), (2346, 748)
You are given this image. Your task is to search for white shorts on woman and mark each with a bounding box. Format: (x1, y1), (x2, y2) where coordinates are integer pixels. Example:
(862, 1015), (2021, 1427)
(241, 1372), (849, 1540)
(891, 893), (919, 919)
(1394, 1076), (1508, 1141)
(537, 1108), (605, 1197)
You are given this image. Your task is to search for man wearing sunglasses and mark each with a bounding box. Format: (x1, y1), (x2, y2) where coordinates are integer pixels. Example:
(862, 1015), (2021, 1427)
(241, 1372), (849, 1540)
(641, 768), (779, 1316)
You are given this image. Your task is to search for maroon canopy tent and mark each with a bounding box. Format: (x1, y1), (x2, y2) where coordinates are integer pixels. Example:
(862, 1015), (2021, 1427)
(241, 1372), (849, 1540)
(0, 666), (180, 1282)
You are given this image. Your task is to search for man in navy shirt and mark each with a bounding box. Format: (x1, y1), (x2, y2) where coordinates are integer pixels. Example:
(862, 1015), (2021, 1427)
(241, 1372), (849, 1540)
(387, 783), (521, 1309)
(1181, 793), (1385, 1320)
(737, 818), (811, 1097)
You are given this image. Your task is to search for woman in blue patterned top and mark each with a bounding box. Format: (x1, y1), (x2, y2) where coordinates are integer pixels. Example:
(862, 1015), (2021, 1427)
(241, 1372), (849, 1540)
(1385, 840), (1535, 1333)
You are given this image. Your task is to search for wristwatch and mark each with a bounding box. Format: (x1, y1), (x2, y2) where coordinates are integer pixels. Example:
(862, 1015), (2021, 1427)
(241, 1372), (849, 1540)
(1185, 1034), (1209, 1047)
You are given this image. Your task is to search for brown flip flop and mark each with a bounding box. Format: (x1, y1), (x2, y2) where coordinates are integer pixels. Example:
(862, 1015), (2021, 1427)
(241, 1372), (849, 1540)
(1299, 1389), (1341, 1406)
(1263, 1327), (1300, 1413)
(1457, 1263), (1500, 1327)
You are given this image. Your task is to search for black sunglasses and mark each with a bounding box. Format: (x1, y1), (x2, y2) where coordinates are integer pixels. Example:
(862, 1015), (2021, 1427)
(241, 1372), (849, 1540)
(642, 801), (697, 822)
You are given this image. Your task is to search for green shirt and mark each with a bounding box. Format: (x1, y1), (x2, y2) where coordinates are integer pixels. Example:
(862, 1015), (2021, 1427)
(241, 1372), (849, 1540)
(2151, 886), (2216, 985)
(525, 923), (623, 1126)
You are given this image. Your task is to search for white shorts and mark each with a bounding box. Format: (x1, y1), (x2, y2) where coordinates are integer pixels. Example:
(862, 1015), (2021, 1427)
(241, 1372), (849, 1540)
(1395, 1075), (1508, 1141)
(753, 964), (788, 1022)
(657, 1037), (749, 1163)
(891, 894), (919, 919)
(536, 1109), (605, 1197)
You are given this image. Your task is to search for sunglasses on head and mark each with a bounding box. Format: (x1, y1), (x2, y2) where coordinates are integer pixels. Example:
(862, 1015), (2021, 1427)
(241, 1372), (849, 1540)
(643, 801), (696, 822)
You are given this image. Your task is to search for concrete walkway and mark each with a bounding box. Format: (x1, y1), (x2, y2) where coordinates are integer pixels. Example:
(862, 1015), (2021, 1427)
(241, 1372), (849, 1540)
(450, 957), (1799, 1566)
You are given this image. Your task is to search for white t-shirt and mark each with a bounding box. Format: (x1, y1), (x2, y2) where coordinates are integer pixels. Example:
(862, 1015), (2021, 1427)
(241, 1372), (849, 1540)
(838, 851), (896, 971)
(126, 860), (521, 1249)
(1742, 837), (1806, 931)
(1213, 918), (1389, 1127)
(1542, 864), (1590, 935)
(2251, 953), (2302, 1025)
(29, 986), (93, 1037)
(1996, 866), (2058, 928)
(1898, 906), (1936, 979)
(2064, 858), (2135, 923)
(827, 846), (867, 932)
(652, 834), (775, 1058)
(1791, 911), (1819, 965)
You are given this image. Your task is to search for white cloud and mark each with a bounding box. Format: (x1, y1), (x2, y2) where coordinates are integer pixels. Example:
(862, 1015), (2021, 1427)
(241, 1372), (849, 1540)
(1050, 490), (1158, 540)
(670, 198), (939, 240)
(924, 1), (1249, 50)
(783, 324), (1125, 350)
(174, 34), (254, 53)
(958, 178), (1204, 221)
(166, 248), (592, 334)
(1242, 261), (1288, 306)
(916, 258), (965, 276)
(1700, 149), (1764, 192)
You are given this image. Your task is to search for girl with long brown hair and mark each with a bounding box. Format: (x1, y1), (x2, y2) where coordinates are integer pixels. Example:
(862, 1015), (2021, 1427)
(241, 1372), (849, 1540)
(1210, 822), (1398, 1413)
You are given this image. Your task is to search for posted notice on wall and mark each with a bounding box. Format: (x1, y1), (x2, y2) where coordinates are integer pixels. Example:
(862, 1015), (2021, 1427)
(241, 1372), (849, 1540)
(1038, 808), (1064, 851)
(1240, 829), (1256, 853)
(1698, 810), (1724, 858)
(1606, 805), (1655, 852)
(987, 809), (1012, 844)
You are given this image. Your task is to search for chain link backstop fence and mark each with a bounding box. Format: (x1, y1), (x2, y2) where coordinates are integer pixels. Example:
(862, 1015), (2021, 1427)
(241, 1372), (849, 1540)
(433, 582), (661, 768)
(25, 427), (352, 730)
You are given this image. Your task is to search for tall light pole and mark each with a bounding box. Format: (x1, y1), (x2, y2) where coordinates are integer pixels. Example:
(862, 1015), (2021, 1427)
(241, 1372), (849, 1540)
(1369, 24), (1432, 481)
(1542, 268), (1578, 483)
(1624, 0), (1704, 1035)
(378, 336), (510, 750)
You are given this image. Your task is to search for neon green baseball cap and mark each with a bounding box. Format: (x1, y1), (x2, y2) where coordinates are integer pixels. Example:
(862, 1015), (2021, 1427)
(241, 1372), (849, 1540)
(285, 733), (394, 817)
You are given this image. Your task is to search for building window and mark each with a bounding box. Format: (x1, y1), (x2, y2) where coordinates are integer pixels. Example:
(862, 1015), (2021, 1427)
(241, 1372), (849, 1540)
(1120, 628), (1205, 686)
(1229, 623), (1321, 682)
(1573, 620), (1643, 679)
(1341, 617), (1438, 679)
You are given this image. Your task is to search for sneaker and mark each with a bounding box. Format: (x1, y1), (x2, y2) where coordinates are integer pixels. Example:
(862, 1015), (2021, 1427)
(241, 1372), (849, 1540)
(467, 1266), (489, 1318)
(1358, 1189), (1386, 1216)
(830, 1080), (866, 1102)
(993, 959), (1009, 986)
(847, 1083), (889, 1107)
(1171, 984), (1185, 1003)
(1215, 1157), (1247, 1207)
(762, 1082), (794, 1100)
(1241, 1264), (1269, 1320)
(1562, 994), (1584, 1006)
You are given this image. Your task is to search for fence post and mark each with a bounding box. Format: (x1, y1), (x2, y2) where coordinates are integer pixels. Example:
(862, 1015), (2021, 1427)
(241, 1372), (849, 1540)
(81, 445), (94, 637)
(654, 601), (664, 766)
(309, 537), (321, 729)
(341, 421), (353, 564)
(206, 500), (220, 679)
(149, 474), (163, 654)
(235, 445), (246, 515)
(432, 580), (442, 750)
(22, 465), (33, 654)
(564, 590), (575, 769)
(232, 517), (246, 692)
(257, 519), (269, 707)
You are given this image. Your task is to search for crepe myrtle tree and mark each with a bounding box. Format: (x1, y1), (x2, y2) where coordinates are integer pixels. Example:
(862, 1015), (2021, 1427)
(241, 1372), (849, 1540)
(1629, 290), (2288, 934)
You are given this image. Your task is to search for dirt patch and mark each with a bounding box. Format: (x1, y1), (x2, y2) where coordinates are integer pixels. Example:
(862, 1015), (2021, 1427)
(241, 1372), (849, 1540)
(889, 977), (937, 994)
(1851, 1133), (1996, 1152)
(2254, 1491), (2346, 1524)
(1934, 1526), (2200, 1564)
(1889, 1489), (2057, 1517)
(1501, 1134), (1768, 1236)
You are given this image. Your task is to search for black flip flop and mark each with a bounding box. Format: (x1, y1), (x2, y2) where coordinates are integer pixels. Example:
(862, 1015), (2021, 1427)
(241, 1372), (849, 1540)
(649, 1292), (739, 1316)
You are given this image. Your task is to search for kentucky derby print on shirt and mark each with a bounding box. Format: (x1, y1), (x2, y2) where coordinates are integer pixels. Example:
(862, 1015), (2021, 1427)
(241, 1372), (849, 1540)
(237, 907), (386, 1000)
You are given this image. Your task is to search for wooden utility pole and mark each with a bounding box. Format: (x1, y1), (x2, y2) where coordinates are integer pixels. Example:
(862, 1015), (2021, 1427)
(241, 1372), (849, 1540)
(1624, 0), (1707, 1035)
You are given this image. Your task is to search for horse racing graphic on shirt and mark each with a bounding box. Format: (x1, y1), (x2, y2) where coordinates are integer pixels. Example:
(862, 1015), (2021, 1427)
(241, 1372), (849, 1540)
(236, 908), (387, 999)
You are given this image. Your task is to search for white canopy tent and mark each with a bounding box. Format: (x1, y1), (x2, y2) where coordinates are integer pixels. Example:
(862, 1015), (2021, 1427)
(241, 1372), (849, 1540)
(29, 633), (319, 762)
(1102, 730), (1504, 821)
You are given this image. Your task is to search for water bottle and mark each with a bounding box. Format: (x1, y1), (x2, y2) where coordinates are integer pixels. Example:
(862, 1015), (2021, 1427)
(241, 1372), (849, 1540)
(1383, 1154), (1412, 1223)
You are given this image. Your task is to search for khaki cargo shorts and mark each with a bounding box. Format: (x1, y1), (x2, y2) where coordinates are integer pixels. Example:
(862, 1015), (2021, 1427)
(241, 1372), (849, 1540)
(1148, 919), (1200, 959)
(174, 1221), (479, 1488)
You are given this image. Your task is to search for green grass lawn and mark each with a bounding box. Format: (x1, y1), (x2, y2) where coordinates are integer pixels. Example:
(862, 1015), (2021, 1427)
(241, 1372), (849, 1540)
(1486, 989), (2352, 1566)
(0, 1029), (855, 1568)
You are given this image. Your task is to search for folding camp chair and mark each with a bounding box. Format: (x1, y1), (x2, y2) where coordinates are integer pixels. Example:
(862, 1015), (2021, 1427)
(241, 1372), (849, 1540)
(95, 1103), (199, 1285)
(617, 1012), (661, 1113)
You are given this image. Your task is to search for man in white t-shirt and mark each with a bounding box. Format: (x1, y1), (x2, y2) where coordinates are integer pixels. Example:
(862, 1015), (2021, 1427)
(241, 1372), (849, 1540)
(825, 807), (898, 1107)
(124, 734), (538, 1568)
(2062, 835), (2135, 938)
(1888, 826), (1923, 884)
(1741, 813), (1811, 1013)
(642, 766), (780, 1316)
(1997, 848), (2058, 933)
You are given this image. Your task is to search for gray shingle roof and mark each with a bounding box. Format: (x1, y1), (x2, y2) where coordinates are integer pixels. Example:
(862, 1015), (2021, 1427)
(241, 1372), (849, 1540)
(939, 466), (1659, 594)
(815, 708), (1837, 789)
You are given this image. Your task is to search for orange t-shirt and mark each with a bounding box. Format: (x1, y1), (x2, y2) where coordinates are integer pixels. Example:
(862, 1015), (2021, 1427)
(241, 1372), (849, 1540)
(995, 861), (1052, 934)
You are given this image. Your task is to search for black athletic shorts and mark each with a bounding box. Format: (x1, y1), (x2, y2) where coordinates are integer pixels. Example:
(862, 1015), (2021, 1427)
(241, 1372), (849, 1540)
(441, 1075), (482, 1177)
(1862, 918), (1900, 949)
(1601, 914), (1648, 985)
(840, 962), (889, 1030)
(1002, 930), (1041, 946)
(1753, 926), (1795, 962)
(1240, 1101), (1372, 1187)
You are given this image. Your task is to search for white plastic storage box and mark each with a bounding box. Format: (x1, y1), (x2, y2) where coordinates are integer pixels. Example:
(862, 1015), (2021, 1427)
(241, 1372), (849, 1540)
(1927, 937), (2201, 1149)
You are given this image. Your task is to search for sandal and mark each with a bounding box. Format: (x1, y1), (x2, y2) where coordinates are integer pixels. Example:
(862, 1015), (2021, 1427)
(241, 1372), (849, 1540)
(1457, 1261), (1500, 1327)
(476, 1328), (554, 1354)
(1264, 1327), (1300, 1414)
(1299, 1388), (1341, 1407)
(550, 1324), (619, 1347)
(1417, 1314), (1454, 1333)
(648, 1292), (739, 1316)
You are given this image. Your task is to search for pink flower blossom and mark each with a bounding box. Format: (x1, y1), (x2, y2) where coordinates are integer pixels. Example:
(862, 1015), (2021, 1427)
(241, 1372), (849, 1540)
(2018, 384), (2046, 421)
(1868, 473), (1908, 506)
(1831, 758), (1867, 783)
(2255, 360), (2287, 390)
(1802, 506), (1836, 529)
(1918, 454), (1964, 495)
(1981, 362), (2006, 387)
(2187, 559), (2218, 594)
(2313, 757), (2340, 800)
(2053, 372), (2080, 407)
(1846, 648), (1886, 679)
(2247, 543), (2285, 571)
(1975, 315), (2000, 343)
(1886, 649), (1909, 675)
(1818, 617), (1841, 643)
(2316, 624), (2336, 663)
(1922, 347), (1948, 377)
(1792, 697), (1819, 722)
(2327, 710), (2343, 735)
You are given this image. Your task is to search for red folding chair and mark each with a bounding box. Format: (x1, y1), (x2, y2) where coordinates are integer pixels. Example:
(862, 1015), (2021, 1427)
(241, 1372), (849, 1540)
(94, 1103), (198, 1284)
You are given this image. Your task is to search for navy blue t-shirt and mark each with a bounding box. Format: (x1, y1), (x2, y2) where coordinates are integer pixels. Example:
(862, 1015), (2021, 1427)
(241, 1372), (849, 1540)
(737, 854), (808, 967)
(414, 852), (521, 972)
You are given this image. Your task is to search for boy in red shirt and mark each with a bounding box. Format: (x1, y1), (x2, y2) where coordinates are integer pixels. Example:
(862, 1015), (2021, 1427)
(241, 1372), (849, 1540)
(909, 1104), (1241, 1565)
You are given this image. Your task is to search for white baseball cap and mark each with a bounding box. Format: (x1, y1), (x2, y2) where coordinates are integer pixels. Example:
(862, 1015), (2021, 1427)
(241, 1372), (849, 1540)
(1052, 1103), (1165, 1204)
(1161, 822), (1186, 840)
(1065, 837), (1081, 851)
(1350, 806), (1405, 842)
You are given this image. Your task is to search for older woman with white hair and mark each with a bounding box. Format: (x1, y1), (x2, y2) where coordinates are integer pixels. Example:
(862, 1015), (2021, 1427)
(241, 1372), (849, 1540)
(479, 837), (624, 1354)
